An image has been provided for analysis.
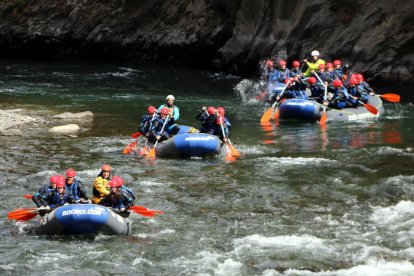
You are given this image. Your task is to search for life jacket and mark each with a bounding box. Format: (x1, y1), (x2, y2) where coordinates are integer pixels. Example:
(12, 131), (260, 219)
(120, 186), (136, 208)
(139, 114), (157, 134)
(65, 179), (87, 202)
(48, 191), (71, 208)
(32, 185), (55, 207)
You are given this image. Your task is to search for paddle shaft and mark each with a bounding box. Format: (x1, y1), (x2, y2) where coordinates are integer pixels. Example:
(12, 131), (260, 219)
(153, 115), (170, 149)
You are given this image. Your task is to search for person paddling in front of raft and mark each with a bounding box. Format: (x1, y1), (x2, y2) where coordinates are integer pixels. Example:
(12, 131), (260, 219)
(99, 176), (136, 218)
(65, 168), (91, 204)
(213, 107), (231, 142)
(325, 79), (352, 109)
(91, 164), (112, 204)
(32, 175), (58, 209)
(139, 105), (158, 138)
(196, 106), (217, 134)
(147, 107), (178, 143)
(38, 176), (73, 216)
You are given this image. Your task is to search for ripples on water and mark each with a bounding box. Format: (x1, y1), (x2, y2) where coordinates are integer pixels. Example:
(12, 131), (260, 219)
(0, 61), (414, 275)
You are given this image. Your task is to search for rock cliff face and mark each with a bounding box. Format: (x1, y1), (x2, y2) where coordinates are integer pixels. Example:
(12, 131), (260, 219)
(0, 0), (412, 85)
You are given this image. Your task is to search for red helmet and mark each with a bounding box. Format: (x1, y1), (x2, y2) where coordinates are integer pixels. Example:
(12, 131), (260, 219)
(326, 62), (333, 69)
(292, 60), (300, 67)
(111, 175), (124, 186)
(318, 64), (325, 70)
(66, 168), (76, 178)
(101, 164), (112, 172)
(349, 77), (358, 85)
(265, 60), (273, 68)
(333, 60), (342, 66)
(147, 105), (157, 114)
(56, 177), (66, 188)
(279, 60), (286, 66)
(216, 107), (225, 115)
(207, 106), (216, 115)
(50, 175), (58, 184)
(356, 74), (364, 83)
(332, 79), (343, 88)
(109, 178), (121, 188)
(160, 108), (170, 115)
(307, 77), (317, 85)
(215, 117), (224, 125)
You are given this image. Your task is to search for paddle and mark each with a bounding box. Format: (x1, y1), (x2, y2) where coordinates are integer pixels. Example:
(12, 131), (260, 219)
(146, 115), (170, 159)
(313, 73), (328, 125)
(8, 208), (41, 221)
(217, 117), (235, 161)
(130, 205), (164, 217)
(211, 109), (241, 157)
(24, 194), (33, 199)
(131, 131), (141, 138)
(378, 93), (400, 103)
(260, 80), (291, 123)
(320, 84), (328, 125)
(353, 97), (378, 115)
(122, 132), (142, 154)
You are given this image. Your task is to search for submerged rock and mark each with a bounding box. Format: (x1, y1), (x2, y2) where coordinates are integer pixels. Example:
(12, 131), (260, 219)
(53, 111), (94, 119)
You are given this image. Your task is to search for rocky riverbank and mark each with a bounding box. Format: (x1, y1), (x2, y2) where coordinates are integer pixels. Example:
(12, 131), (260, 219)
(0, 106), (93, 136)
(0, 0), (412, 86)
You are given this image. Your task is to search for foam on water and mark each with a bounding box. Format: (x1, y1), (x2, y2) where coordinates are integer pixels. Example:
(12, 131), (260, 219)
(257, 156), (334, 166)
(233, 234), (332, 257)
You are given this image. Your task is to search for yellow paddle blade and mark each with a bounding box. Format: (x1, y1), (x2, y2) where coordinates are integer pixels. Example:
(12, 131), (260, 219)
(145, 148), (156, 159)
(229, 144), (241, 157)
(319, 112), (327, 125)
(260, 107), (273, 123)
(226, 151), (236, 161)
(272, 109), (280, 120)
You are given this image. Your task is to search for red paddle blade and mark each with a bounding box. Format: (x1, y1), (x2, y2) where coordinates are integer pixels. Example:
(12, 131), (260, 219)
(122, 141), (138, 154)
(16, 212), (38, 221)
(23, 194), (33, 199)
(130, 205), (148, 211)
(380, 93), (400, 103)
(8, 208), (38, 220)
(131, 132), (141, 138)
(363, 103), (378, 115)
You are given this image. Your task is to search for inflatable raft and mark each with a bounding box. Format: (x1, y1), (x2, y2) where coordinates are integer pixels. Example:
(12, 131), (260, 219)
(32, 204), (131, 235)
(155, 133), (221, 158)
(278, 95), (384, 122)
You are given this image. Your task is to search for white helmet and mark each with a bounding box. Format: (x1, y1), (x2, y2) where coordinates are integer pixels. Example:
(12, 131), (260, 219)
(311, 50), (320, 57)
(166, 95), (175, 100)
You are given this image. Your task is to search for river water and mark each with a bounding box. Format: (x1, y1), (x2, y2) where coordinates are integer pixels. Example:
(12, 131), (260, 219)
(0, 61), (414, 275)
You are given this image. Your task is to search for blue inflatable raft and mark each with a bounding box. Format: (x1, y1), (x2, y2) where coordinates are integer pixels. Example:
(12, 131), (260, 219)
(278, 95), (384, 122)
(156, 133), (221, 158)
(32, 204), (131, 235)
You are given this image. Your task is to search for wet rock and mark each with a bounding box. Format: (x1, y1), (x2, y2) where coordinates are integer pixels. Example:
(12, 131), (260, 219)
(48, 124), (81, 134)
(53, 111), (94, 119)
(0, 109), (46, 136)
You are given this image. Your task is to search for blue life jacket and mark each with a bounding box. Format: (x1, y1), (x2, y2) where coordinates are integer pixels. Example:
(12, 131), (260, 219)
(120, 186), (136, 208)
(65, 179), (86, 202)
(32, 185), (55, 207)
(47, 191), (71, 208)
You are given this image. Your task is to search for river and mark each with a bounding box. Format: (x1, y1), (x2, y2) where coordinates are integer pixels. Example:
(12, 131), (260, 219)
(1, 60), (414, 275)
